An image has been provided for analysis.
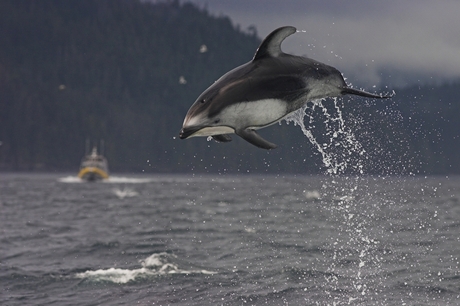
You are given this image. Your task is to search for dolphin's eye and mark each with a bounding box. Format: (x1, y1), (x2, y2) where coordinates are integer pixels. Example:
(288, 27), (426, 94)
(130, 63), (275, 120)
(201, 97), (213, 104)
(214, 119), (220, 124)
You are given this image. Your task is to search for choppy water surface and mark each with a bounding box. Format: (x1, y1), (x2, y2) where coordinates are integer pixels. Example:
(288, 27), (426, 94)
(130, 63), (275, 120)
(1, 173), (459, 305)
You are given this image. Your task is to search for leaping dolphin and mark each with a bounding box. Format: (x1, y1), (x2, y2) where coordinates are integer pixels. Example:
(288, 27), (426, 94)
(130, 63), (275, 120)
(180, 26), (392, 149)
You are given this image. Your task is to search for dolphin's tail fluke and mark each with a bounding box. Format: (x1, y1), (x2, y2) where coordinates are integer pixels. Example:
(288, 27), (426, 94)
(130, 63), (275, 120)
(342, 87), (394, 99)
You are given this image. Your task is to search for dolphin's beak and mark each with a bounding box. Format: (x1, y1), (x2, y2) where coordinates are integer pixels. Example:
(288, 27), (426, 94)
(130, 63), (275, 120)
(179, 126), (201, 139)
(342, 87), (394, 99)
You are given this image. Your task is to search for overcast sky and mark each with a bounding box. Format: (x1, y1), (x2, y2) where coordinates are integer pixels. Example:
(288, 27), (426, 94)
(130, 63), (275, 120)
(187, 0), (460, 88)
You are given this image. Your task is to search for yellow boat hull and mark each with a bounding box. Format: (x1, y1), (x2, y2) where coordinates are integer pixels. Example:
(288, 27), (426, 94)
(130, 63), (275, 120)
(77, 167), (109, 181)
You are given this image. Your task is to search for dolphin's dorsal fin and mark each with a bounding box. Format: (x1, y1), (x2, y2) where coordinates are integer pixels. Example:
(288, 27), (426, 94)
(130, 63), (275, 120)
(253, 26), (297, 61)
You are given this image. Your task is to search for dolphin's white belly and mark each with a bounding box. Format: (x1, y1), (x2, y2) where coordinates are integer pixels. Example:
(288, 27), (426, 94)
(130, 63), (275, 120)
(220, 99), (288, 130)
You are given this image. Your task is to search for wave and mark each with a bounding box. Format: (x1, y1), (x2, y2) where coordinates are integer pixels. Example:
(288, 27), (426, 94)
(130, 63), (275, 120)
(113, 187), (138, 199)
(75, 252), (216, 284)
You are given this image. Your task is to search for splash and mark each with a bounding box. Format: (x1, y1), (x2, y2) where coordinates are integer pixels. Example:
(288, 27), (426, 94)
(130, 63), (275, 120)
(76, 252), (216, 284)
(283, 98), (365, 175)
(285, 98), (382, 303)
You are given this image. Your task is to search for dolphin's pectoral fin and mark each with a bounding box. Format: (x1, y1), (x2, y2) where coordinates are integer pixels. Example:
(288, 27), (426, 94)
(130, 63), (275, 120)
(212, 135), (232, 143)
(236, 129), (278, 150)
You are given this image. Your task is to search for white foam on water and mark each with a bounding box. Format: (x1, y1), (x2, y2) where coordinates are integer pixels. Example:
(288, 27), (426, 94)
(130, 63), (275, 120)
(113, 187), (138, 199)
(76, 267), (147, 284)
(303, 190), (321, 200)
(75, 252), (216, 284)
(58, 176), (84, 183)
(104, 176), (153, 184)
(58, 176), (153, 184)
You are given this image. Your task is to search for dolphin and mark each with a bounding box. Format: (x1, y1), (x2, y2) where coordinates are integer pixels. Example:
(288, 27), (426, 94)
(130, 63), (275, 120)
(179, 26), (392, 149)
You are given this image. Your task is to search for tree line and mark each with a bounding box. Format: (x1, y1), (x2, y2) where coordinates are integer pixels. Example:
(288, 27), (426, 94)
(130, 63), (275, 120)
(0, 0), (459, 175)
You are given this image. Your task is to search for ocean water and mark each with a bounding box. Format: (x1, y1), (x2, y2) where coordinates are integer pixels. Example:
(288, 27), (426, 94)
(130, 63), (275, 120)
(1, 173), (459, 305)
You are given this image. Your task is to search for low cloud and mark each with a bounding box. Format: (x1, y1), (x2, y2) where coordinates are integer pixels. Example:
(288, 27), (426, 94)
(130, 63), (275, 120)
(189, 0), (460, 87)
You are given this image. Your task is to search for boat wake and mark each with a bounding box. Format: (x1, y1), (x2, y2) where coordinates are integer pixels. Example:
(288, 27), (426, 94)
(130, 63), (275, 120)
(106, 176), (153, 183)
(58, 176), (153, 184)
(58, 176), (84, 183)
(75, 252), (216, 284)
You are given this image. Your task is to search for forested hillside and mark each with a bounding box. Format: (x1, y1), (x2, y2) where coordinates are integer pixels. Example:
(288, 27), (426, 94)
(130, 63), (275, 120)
(0, 0), (459, 175)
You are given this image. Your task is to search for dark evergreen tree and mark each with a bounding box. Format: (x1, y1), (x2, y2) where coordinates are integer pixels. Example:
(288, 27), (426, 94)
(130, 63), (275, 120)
(0, 0), (459, 174)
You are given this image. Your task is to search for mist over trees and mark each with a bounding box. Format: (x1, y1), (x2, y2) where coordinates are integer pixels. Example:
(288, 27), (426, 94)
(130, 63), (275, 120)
(0, 0), (459, 175)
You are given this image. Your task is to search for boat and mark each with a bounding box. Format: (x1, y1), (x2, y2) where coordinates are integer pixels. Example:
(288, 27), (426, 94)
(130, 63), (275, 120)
(77, 146), (109, 181)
